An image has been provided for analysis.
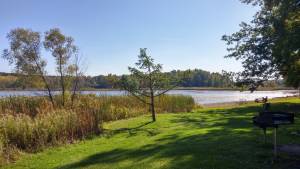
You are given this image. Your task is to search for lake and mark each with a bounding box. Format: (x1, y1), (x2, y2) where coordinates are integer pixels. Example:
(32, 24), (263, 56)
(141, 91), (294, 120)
(0, 90), (297, 105)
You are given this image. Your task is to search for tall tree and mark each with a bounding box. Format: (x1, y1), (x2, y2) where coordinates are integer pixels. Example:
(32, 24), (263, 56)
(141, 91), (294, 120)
(222, 0), (300, 90)
(121, 48), (175, 122)
(44, 28), (78, 106)
(2, 28), (54, 105)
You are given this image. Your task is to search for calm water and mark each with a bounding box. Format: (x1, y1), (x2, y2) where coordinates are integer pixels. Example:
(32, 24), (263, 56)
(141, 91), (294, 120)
(0, 90), (297, 105)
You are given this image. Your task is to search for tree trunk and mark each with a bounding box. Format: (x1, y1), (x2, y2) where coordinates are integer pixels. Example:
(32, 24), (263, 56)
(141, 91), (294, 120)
(149, 78), (156, 122)
(43, 76), (55, 106)
(148, 65), (156, 122)
(71, 68), (79, 107)
(33, 58), (55, 106)
(59, 56), (65, 106)
(150, 92), (156, 122)
(71, 55), (80, 107)
(71, 76), (78, 107)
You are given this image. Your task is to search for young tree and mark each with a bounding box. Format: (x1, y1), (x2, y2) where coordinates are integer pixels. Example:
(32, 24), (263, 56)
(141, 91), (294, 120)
(44, 28), (78, 106)
(222, 0), (300, 90)
(68, 53), (86, 106)
(121, 48), (176, 122)
(2, 28), (54, 105)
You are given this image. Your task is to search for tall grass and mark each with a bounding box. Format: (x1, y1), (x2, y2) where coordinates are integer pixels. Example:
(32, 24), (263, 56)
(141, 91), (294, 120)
(0, 96), (54, 117)
(0, 94), (195, 164)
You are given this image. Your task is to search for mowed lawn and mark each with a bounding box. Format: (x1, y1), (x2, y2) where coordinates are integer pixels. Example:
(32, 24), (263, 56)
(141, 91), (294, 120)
(4, 97), (300, 169)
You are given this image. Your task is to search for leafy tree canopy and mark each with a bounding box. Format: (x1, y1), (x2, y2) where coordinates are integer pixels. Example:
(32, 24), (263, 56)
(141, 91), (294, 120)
(2, 28), (46, 75)
(222, 0), (300, 89)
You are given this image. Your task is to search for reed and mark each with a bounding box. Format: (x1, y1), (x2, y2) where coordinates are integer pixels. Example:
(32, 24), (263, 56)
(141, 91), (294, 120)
(156, 95), (195, 113)
(0, 96), (54, 117)
(0, 94), (195, 163)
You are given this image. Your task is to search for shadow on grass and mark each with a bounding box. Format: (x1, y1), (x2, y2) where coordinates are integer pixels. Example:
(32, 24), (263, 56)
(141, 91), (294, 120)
(102, 121), (161, 138)
(58, 131), (259, 169)
(57, 102), (300, 169)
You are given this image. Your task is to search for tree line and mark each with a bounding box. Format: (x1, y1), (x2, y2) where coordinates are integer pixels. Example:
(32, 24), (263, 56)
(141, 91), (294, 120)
(0, 68), (286, 90)
(0, 69), (237, 89)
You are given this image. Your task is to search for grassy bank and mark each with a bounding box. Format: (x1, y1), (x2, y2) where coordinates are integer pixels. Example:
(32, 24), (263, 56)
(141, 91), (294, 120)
(0, 94), (195, 164)
(2, 97), (300, 169)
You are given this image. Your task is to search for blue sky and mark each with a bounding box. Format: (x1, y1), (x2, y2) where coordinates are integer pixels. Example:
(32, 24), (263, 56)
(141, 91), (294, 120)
(0, 0), (258, 75)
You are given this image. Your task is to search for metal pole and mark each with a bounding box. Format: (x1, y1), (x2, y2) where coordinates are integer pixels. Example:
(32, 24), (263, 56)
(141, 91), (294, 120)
(274, 128), (277, 157)
(263, 128), (267, 144)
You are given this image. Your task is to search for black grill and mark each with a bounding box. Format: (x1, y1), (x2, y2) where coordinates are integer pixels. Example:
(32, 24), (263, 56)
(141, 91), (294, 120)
(253, 110), (294, 157)
(253, 111), (294, 128)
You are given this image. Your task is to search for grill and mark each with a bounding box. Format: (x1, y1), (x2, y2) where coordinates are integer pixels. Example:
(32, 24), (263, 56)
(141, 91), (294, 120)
(253, 110), (294, 157)
(253, 111), (294, 128)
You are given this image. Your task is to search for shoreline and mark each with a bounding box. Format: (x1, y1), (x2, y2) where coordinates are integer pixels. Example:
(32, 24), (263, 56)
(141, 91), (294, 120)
(174, 87), (295, 91)
(203, 95), (299, 108)
(203, 100), (254, 108)
(0, 88), (296, 92)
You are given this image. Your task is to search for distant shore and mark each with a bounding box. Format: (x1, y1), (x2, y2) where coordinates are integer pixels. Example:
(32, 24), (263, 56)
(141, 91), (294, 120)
(0, 87), (296, 91)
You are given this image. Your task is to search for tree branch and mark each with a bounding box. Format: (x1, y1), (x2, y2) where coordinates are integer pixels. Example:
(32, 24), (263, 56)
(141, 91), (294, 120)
(154, 85), (177, 97)
(126, 90), (150, 105)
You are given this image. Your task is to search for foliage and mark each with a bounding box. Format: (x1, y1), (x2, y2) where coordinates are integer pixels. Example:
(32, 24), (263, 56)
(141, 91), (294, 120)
(2, 28), (54, 104)
(168, 69), (235, 88)
(222, 0), (300, 89)
(2, 29), (44, 75)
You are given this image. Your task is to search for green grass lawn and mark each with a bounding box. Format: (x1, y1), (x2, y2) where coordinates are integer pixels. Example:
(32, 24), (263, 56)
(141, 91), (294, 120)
(4, 97), (300, 169)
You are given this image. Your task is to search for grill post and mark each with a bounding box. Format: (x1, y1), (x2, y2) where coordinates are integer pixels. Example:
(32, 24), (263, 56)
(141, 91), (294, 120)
(263, 128), (267, 144)
(274, 127), (277, 157)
